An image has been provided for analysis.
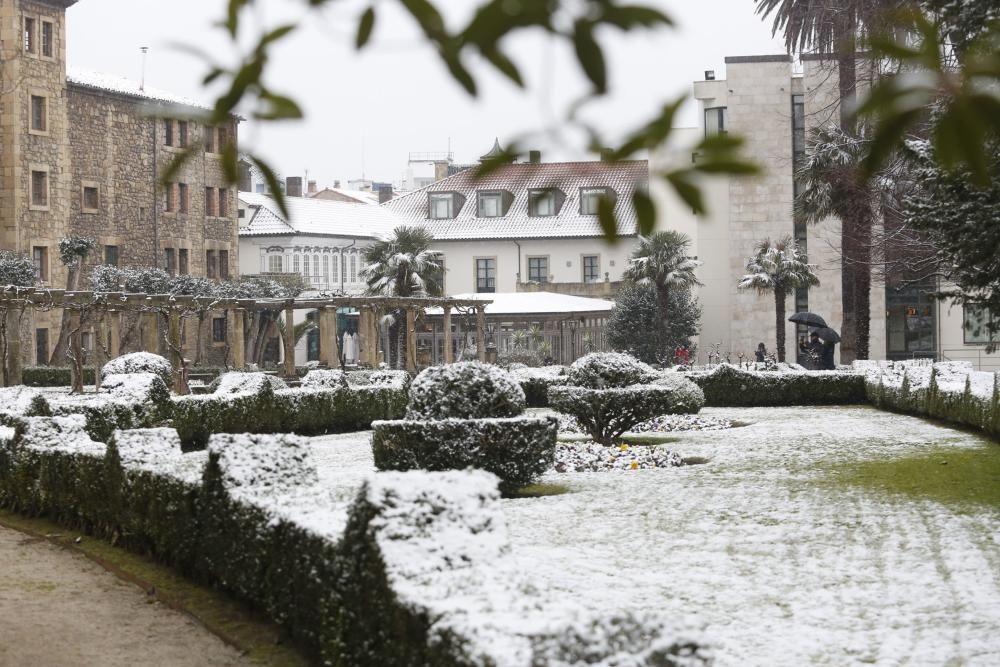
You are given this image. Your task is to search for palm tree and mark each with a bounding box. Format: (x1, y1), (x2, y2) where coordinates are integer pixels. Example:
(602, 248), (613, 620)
(755, 0), (906, 362)
(738, 236), (820, 362)
(360, 226), (442, 368)
(623, 231), (702, 361)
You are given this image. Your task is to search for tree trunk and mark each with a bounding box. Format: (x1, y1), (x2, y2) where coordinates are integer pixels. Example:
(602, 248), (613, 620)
(774, 288), (786, 363)
(49, 261), (81, 366)
(655, 282), (670, 363)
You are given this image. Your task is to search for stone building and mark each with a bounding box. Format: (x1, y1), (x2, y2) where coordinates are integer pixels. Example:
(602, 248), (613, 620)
(1, 0), (239, 365)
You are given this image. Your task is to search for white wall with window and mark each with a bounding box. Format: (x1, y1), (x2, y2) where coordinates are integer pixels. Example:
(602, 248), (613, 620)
(240, 235), (374, 294)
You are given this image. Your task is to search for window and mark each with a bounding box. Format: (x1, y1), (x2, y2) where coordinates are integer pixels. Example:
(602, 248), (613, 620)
(219, 249), (229, 279)
(206, 250), (217, 278)
(303, 254), (310, 278)
(164, 183), (175, 212)
(32, 246), (48, 282)
(178, 121), (189, 147)
(267, 254), (283, 273)
(332, 255), (339, 285)
(529, 190), (557, 216)
(704, 106), (727, 137)
(238, 208), (246, 219)
(429, 193), (455, 219)
(205, 187), (216, 216)
(476, 258), (496, 293)
(179, 248), (189, 275)
(105, 245), (119, 267)
(30, 170), (48, 208)
(580, 188), (607, 215)
(24, 17), (36, 54)
(527, 256), (548, 283)
(30, 95), (47, 133)
(293, 254), (300, 273)
(178, 183), (189, 213)
(82, 185), (99, 212)
(217, 127), (228, 151)
(322, 253), (329, 287)
(582, 255), (600, 283)
(218, 188), (228, 217)
(165, 120), (174, 147)
(477, 191), (503, 217)
(35, 329), (48, 367)
(212, 317), (227, 343)
(964, 304), (995, 344)
(350, 255), (357, 283)
(791, 95), (806, 156)
(204, 127), (215, 153)
(165, 248), (176, 276)
(41, 21), (53, 58)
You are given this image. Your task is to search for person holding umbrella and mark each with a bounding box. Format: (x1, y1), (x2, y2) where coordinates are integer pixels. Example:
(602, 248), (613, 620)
(812, 327), (841, 370)
(799, 331), (824, 369)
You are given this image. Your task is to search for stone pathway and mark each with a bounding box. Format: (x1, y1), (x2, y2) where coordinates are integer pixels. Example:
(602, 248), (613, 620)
(0, 525), (252, 667)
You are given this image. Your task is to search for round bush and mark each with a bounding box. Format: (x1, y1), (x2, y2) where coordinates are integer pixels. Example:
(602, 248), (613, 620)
(210, 371), (288, 395)
(301, 369), (349, 389)
(566, 352), (657, 389)
(407, 362), (525, 420)
(101, 352), (172, 385)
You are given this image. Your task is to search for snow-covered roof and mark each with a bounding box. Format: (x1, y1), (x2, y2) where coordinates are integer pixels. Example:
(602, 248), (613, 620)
(425, 292), (614, 316)
(66, 67), (211, 111)
(383, 160), (648, 240)
(238, 192), (402, 240)
(310, 188), (380, 204)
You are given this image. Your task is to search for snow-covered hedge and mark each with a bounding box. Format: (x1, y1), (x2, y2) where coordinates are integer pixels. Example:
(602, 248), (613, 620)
(687, 364), (866, 407)
(407, 362), (525, 420)
(0, 420), (702, 665)
(346, 369), (411, 390)
(209, 371), (288, 395)
(0, 386), (52, 417)
(101, 352), (173, 386)
(510, 365), (569, 407)
(549, 383), (703, 445)
(566, 352), (659, 389)
(300, 369), (349, 389)
(46, 373), (172, 442)
(172, 378), (408, 448)
(371, 416), (558, 494)
(22, 366), (98, 387)
(865, 361), (1000, 437)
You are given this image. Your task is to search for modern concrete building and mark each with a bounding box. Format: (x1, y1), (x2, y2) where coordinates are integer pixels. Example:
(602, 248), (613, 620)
(653, 54), (997, 369)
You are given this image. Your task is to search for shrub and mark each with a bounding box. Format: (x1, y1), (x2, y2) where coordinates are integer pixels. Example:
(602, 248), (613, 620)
(549, 383), (702, 445)
(22, 366), (97, 387)
(300, 369), (349, 389)
(46, 373), (172, 442)
(209, 371), (288, 395)
(565, 352), (658, 389)
(688, 364), (866, 407)
(371, 416), (558, 494)
(407, 361), (525, 420)
(0, 386), (52, 416)
(346, 369), (411, 388)
(102, 352), (172, 385)
(511, 365), (569, 407)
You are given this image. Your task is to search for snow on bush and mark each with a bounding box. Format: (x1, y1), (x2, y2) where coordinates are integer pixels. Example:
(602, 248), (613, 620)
(510, 365), (569, 407)
(372, 416), (558, 494)
(208, 432), (318, 502)
(565, 352), (658, 389)
(112, 427), (183, 469)
(549, 384), (702, 445)
(100, 372), (171, 408)
(553, 442), (682, 472)
(0, 386), (51, 417)
(407, 362), (525, 420)
(101, 352), (172, 385)
(300, 369), (349, 389)
(558, 412), (733, 434)
(688, 363), (866, 407)
(211, 371), (288, 395)
(347, 369), (410, 389)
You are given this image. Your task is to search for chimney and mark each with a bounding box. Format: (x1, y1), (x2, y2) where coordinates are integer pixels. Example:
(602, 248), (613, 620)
(528, 150), (541, 164)
(286, 176), (303, 197)
(238, 160), (252, 192)
(705, 70), (716, 81)
(433, 160), (450, 182)
(334, 179), (341, 188)
(307, 180), (317, 195)
(378, 185), (393, 204)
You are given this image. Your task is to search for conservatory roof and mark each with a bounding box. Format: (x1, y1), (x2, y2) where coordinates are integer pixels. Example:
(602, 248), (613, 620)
(424, 292), (614, 317)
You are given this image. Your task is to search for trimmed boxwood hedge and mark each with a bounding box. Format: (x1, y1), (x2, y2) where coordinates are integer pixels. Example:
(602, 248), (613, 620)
(172, 381), (409, 449)
(371, 416), (558, 494)
(512, 367), (569, 408)
(687, 364), (867, 407)
(22, 366), (97, 387)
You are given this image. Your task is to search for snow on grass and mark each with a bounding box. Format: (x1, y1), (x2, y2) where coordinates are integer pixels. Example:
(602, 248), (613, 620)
(301, 406), (1000, 665)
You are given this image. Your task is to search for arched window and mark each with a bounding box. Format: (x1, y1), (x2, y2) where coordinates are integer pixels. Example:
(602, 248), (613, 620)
(303, 254), (310, 277)
(313, 254), (321, 278)
(350, 255), (357, 284)
(332, 255), (339, 286)
(292, 254), (300, 273)
(322, 253), (330, 288)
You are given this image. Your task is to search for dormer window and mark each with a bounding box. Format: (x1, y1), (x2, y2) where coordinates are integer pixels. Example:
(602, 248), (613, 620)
(477, 191), (510, 217)
(429, 192), (457, 219)
(529, 188), (565, 217)
(580, 187), (615, 215)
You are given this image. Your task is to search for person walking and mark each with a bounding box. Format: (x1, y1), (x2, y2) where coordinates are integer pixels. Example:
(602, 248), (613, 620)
(799, 332), (824, 370)
(821, 340), (836, 370)
(755, 342), (767, 363)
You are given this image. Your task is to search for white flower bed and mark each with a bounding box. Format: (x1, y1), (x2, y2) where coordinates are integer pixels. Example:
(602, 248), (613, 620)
(553, 442), (683, 472)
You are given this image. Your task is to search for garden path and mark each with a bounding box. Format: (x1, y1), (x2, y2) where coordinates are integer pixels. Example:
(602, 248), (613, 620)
(0, 525), (251, 667)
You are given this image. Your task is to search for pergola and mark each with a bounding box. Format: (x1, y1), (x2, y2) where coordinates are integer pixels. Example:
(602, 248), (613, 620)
(0, 287), (490, 392)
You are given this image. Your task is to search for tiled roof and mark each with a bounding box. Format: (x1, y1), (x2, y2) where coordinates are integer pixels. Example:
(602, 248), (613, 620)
(238, 192), (400, 239)
(383, 160), (648, 240)
(66, 67), (211, 110)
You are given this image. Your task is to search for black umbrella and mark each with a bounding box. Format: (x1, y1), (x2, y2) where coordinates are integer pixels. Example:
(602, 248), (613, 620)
(789, 312), (828, 328)
(813, 327), (841, 343)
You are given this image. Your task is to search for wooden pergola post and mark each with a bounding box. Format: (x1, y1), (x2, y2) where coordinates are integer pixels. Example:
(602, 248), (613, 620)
(168, 308), (188, 394)
(319, 306), (340, 367)
(108, 309), (121, 359)
(405, 307), (417, 372)
(5, 307), (22, 386)
(283, 305), (296, 378)
(476, 306), (487, 363)
(443, 305), (453, 364)
(229, 307), (246, 369)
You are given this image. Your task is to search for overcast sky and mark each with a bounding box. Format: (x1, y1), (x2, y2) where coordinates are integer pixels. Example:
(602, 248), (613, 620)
(66, 0), (787, 189)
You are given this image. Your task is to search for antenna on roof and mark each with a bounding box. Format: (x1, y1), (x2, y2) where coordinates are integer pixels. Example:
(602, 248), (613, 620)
(139, 46), (149, 92)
